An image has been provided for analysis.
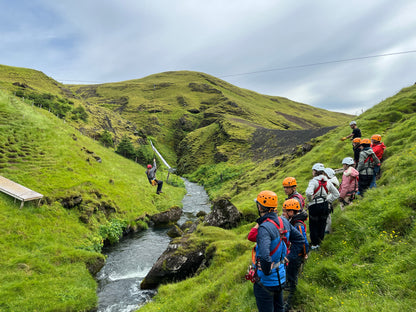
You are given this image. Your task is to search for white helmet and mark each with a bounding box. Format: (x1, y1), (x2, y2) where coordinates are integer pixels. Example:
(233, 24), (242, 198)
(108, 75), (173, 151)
(324, 167), (335, 179)
(312, 163), (325, 171)
(342, 157), (354, 166)
(349, 121), (357, 126)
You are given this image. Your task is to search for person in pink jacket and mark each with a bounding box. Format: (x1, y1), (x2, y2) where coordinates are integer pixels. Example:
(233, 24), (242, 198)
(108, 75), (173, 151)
(339, 157), (359, 210)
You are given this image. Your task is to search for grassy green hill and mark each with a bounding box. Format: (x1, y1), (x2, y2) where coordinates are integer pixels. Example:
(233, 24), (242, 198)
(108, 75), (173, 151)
(66, 70), (352, 172)
(1, 64), (351, 174)
(0, 88), (185, 311)
(2, 63), (414, 312)
(139, 83), (416, 312)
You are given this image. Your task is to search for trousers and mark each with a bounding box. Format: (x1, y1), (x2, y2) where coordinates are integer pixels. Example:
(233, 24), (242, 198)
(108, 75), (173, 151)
(254, 282), (284, 312)
(308, 201), (329, 246)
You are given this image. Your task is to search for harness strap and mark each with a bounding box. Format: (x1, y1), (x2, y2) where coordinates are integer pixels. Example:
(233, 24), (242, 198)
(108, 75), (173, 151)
(313, 179), (328, 197)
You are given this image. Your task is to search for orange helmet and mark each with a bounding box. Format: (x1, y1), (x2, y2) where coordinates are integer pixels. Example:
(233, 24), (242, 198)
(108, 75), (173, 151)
(361, 138), (371, 145)
(352, 138), (361, 144)
(371, 134), (382, 142)
(282, 177), (297, 187)
(256, 190), (278, 209)
(283, 198), (301, 211)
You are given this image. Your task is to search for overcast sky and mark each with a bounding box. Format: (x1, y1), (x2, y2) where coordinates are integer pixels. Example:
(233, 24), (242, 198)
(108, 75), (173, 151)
(1, 0), (416, 115)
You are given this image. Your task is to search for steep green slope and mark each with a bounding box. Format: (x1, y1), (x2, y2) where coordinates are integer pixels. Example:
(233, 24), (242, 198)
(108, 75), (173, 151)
(0, 64), (147, 155)
(0, 89), (185, 311)
(139, 84), (416, 312)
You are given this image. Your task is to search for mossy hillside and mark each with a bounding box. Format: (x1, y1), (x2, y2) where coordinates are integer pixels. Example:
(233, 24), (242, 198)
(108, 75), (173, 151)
(0, 90), (185, 311)
(140, 84), (416, 312)
(0, 64), (148, 152)
(0, 64), (352, 172)
(67, 70), (352, 167)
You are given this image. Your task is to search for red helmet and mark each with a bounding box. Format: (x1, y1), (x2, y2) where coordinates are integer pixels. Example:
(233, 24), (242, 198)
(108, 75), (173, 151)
(147, 164), (152, 169)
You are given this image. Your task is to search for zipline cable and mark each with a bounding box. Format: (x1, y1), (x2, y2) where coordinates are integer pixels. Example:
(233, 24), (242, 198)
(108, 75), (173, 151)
(217, 50), (416, 78)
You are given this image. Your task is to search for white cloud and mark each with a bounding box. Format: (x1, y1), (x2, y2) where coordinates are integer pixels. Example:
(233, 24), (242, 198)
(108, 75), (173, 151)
(1, 0), (415, 114)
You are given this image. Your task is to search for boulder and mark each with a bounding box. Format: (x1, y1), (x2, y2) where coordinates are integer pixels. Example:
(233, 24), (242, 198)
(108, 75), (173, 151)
(167, 225), (183, 238)
(149, 206), (182, 226)
(140, 236), (207, 290)
(204, 197), (242, 229)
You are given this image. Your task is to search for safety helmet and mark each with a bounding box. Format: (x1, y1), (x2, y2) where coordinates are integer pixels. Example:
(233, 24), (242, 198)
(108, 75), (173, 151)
(361, 138), (371, 145)
(283, 198), (301, 211)
(324, 167), (335, 179)
(371, 134), (382, 142)
(312, 163), (325, 171)
(342, 157), (354, 166)
(256, 190), (278, 209)
(352, 138), (361, 144)
(282, 177), (297, 187)
(349, 121), (357, 126)
(147, 164), (152, 169)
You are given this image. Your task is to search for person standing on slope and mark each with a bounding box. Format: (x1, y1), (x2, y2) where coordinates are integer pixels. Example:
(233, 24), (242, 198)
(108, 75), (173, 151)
(356, 138), (380, 196)
(247, 190), (304, 312)
(146, 158), (163, 194)
(352, 138), (362, 168)
(282, 177), (305, 210)
(341, 120), (361, 141)
(369, 134), (386, 188)
(281, 198), (309, 312)
(305, 163), (339, 250)
(323, 167), (339, 235)
(338, 157), (359, 210)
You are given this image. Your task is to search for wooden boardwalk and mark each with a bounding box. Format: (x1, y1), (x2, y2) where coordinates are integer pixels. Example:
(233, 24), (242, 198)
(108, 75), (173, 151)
(0, 175), (43, 208)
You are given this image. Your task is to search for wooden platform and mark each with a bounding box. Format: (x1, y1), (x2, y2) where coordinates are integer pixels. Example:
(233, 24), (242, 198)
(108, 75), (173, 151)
(0, 175), (43, 208)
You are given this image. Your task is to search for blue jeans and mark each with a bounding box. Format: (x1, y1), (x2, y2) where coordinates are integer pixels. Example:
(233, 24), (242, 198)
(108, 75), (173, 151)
(369, 166), (380, 188)
(254, 282), (284, 312)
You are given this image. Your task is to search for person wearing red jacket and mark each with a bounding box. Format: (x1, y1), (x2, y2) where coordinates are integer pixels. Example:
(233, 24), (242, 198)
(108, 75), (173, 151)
(370, 134), (386, 188)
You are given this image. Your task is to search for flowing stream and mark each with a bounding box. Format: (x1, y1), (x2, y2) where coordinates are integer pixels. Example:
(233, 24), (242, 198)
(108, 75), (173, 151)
(96, 178), (211, 312)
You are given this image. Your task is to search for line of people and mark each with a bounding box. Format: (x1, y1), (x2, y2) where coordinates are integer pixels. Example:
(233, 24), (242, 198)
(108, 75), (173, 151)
(342, 121), (386, 196)
(246, 121), (386, 312)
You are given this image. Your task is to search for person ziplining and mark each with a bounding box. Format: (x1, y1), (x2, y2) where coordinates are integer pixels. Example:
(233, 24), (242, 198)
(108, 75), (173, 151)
(146, 158), (163, 194)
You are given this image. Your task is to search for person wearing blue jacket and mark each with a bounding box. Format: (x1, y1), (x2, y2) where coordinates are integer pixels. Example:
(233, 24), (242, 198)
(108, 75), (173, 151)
(282, 198), (309, 311)
(250, 190), (305, 312)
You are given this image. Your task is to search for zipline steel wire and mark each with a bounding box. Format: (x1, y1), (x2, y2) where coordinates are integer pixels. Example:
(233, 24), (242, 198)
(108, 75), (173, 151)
(218, 50), (416, 78)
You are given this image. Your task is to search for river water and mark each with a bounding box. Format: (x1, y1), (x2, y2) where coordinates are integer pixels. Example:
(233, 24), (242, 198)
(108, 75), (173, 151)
(96, 178), (211, 312)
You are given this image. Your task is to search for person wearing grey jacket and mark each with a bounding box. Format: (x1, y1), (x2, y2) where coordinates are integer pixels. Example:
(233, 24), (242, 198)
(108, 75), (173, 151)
(305, 163), (339, 249)
(356, 138), (380, 196)
(146, 158), (163, 194)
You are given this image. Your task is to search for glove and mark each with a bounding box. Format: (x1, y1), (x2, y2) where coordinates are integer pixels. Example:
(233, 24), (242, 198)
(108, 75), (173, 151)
(341, 137), (347, 141)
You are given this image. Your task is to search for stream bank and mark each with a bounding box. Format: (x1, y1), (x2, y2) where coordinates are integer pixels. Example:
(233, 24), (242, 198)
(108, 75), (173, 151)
(96, 178), (210, 312)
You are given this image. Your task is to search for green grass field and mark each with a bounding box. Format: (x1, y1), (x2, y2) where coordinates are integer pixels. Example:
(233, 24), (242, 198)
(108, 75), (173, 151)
(0, 64), (415, 311)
